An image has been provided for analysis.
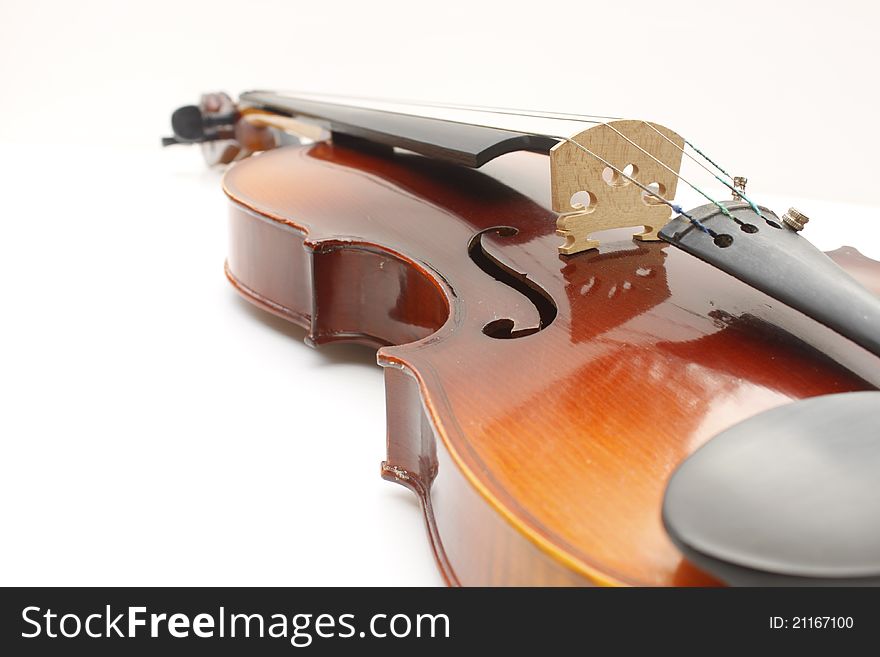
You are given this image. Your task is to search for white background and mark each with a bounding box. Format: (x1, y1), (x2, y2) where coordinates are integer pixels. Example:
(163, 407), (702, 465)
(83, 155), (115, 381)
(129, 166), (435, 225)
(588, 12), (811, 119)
(0, 0), (878, 586)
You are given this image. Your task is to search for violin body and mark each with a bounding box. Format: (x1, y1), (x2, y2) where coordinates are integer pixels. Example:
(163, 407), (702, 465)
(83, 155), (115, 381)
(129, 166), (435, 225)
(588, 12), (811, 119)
(222, 139), (880, 586)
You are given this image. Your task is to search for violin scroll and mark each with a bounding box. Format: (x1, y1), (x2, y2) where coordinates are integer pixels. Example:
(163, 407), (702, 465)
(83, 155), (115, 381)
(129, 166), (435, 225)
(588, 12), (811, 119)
(163, 91), (280, 165)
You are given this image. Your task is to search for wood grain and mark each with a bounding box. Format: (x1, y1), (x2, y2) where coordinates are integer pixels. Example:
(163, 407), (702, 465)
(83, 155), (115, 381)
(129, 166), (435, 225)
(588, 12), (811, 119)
(551, 121), (685, 254)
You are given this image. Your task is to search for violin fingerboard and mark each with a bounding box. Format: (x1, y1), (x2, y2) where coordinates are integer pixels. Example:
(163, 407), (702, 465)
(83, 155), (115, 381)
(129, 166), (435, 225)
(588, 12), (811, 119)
(240, 91), (559, 167)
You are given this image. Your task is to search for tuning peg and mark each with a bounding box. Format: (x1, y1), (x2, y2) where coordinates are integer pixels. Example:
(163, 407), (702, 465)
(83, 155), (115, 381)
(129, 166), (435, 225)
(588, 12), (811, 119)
(164, 104), (237, 146)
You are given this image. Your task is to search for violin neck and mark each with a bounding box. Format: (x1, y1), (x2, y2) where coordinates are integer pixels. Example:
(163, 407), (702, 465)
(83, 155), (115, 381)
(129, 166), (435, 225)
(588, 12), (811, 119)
(239, 91), (558, 167)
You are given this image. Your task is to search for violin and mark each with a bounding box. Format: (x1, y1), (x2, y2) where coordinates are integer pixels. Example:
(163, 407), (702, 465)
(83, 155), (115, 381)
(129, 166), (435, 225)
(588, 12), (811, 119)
(166, 91), (880, 586)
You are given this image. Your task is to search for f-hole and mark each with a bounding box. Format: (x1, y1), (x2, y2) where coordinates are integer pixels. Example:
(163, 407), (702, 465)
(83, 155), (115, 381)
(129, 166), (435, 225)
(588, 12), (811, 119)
(467, 226), (558, 339)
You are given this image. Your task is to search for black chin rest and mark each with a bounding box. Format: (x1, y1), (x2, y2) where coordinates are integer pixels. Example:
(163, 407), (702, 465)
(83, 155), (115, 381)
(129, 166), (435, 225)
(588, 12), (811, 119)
(663, 391), (880, 586)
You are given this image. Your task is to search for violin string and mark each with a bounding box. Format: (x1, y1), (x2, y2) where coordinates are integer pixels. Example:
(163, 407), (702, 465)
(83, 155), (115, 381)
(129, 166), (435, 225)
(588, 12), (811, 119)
(551, 135), (715, 236)
(281, 93), (719, 232)
(593, 122), (745, 225)
(429, 102), (739, 226)
(383, 98), (765, 220)
(284, 91), (621, 121)
(417, 100), (736, 181)
(637, 123), (766, 219)
(319, 94), (753, 221)
(681, 139), (733, 180)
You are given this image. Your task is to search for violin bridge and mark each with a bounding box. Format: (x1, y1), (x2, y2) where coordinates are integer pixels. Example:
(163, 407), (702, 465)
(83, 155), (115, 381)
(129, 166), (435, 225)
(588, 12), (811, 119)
(550, 121), (685, 255)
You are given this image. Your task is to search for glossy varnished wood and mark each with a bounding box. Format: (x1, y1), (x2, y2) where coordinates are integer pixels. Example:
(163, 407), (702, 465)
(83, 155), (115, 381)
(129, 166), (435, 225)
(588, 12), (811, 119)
(223, 142), (880, 586)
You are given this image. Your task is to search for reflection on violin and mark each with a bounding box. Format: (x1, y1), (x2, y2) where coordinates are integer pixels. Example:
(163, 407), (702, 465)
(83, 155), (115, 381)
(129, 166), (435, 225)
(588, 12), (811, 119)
(172, 91), (880, 586)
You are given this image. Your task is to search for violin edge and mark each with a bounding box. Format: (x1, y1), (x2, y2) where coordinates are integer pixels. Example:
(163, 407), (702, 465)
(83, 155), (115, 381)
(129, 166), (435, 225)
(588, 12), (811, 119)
(223, 198), (613, 586)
